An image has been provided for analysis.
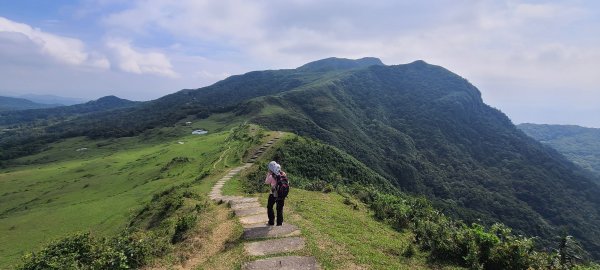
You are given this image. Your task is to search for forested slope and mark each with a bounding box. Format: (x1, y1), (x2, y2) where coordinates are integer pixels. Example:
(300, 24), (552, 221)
(244, 59), (600, 258)
(518, 123), (600, 177)
(2, 57), (599, 258)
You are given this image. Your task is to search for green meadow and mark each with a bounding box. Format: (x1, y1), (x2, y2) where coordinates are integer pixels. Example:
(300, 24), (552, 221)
(0, 116), (243, 267)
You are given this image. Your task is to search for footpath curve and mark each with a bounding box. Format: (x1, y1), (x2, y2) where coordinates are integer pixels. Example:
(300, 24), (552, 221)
(209, 134), (319, 270)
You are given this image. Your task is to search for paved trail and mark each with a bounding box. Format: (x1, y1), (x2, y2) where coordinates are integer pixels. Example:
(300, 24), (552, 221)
(209, 134), (319, 270)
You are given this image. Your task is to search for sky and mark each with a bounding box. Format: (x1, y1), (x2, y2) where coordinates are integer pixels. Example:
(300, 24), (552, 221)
(0, 0), (599, 127)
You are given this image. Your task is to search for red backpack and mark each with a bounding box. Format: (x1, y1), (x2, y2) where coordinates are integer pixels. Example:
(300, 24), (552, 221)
(275, 174), (289, 200)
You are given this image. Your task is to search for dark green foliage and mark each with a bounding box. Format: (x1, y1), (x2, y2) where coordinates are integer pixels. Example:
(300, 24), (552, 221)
(0, 96), (138, 126)
(0, 96), (58, 111)
(0, 69), (324, 160)
(518, 123), (600, 177)
(19, 185), (205, 269)
(18, 231), (170, 270)
(558, 234), (588, 268)
(4, 57), (600, 259)
(111, 230), (169, 268)
(240, 135), (393, 195)
(160, 156), (191, 172)
(248, 61), (600, 258)
(0, 96), (139, 160)
(171, 214), (198, 243)
(296, 57), (384, 72)
(131, 186), (187, 230)
(18, 233), (128, 270)
(251, 135), (596, 269)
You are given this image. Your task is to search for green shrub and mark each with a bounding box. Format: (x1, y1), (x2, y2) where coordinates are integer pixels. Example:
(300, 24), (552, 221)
(18, 230), (172, 270)
(112, 231), (170, 268)
(19, 233), (127, 270)
(171, 214), (198, 243)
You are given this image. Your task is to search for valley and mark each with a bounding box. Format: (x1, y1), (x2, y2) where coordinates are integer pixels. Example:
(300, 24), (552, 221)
(0, 57), (598, 269)
(518, 123), (600, 177)
(0, 115), (242, 267)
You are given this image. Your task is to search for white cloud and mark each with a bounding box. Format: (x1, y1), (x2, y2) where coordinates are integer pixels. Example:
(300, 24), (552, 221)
(0, 16), (109, 69)
(2, 1), (600, 126)
(102, 0), (264, 42)
(106, 39), (177, 78)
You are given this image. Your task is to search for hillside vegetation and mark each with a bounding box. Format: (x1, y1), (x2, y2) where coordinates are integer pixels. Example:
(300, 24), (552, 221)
(518, 123), (600, 177)
(1, 57), (599, 265)
(240, 135), (596, 269)
(0, 96), (58, 111)
(240, 59), (600, 258)
(0, 118), (253, 268)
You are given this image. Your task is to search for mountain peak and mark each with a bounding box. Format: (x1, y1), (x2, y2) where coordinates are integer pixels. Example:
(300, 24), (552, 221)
(297, 57), (385, 72)
(83, 95), (137, 107)
(92, 95), (128, 103)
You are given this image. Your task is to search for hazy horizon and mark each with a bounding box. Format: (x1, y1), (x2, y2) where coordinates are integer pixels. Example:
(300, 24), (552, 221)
(1, 1), (599, 127)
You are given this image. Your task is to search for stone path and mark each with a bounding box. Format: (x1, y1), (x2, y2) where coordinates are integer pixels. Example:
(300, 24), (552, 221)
(209, 134), (319, 270)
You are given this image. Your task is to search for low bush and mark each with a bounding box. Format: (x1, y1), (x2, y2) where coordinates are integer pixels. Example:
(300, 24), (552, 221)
(171, 214), (198, 244)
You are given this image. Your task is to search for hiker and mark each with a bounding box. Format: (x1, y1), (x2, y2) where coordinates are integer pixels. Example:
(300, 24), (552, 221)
(265, 161), (289, 226)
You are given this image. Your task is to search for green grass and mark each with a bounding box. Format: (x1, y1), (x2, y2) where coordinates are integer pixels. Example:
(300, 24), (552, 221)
(282, 189), (463, 270)
(0, 123), (241, 268)
(221, 176), (246, 197)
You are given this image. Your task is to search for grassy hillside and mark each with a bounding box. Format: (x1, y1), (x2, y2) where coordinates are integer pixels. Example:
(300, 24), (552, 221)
(0, 116), (247, 268)
(240, 61), (600, 258)
(518, 123), (600, 177)
(238, 135), (597, 269)
(2, 57), (600, 264)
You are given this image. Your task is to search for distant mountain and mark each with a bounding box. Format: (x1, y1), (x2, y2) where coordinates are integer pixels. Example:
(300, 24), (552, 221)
(18, 94), (87, 106)
(0, 95), (139, 127)
(239, 60), (600, 257)
(518, 123), (600, 176)
(2, 57), (600, 258)
(297, 57), (385, 72)
(0, 96), (59, 111)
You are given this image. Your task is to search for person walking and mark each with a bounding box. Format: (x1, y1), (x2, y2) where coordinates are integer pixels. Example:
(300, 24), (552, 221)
(265, 161), (288, 226)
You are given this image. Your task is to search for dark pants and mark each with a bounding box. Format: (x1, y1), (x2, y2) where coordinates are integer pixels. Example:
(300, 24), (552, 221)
(267, 194), (285, 225)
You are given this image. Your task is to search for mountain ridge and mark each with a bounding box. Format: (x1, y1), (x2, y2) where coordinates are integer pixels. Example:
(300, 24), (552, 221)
(0, 96), (59, 111)
(239, 59), (600, 257)
(297, 56), (385, 72)
(518, 123), (600, 177)
(1, 57), (599, 258)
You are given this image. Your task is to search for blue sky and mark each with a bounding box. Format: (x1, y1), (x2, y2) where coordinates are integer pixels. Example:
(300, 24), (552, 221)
(0, 0), (599, 127)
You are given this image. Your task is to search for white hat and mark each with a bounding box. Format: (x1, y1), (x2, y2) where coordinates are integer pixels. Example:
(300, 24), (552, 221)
(268, 161), (280, 175)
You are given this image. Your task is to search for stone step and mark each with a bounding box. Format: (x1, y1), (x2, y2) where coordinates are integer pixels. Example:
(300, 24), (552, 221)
(221, 196), (245, 203)
(244, 237), (305, 256)
(229, 197), (258, 205)
(240, 214), (269, 225)
(218, 197), (240, 204)
(235, 207), (265, 217)
(242, 256), (318, 270)
(243, 223), (301, 240)
(232, 202), (261, 210)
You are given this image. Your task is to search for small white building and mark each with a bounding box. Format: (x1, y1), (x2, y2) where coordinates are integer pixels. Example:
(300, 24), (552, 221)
(192, 129), (208, 135)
